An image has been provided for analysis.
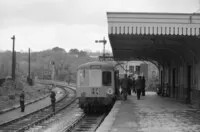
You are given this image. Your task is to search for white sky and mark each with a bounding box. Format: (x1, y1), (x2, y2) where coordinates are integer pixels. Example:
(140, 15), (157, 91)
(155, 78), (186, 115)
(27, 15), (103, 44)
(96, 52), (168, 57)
(0, 0), (199, 52)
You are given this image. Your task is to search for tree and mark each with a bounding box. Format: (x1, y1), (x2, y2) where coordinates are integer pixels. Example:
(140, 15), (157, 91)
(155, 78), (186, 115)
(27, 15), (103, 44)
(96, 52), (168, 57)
(78, 50), (88, 57)
(69, 49), (79, 55)
(0, 64), (5, 78)
(52, 47), (66, 52)
(0, 52), (12, 77)
(66, 70), (73, 85)
(0, 47), (95, 82)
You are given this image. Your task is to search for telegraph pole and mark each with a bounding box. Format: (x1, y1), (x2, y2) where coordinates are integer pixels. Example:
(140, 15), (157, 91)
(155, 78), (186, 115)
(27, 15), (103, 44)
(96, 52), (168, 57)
(11, 35), (16, 81)
(51, 61), (55, 81)
(28, 48), (31, 78)
(95, 37), (107, 59)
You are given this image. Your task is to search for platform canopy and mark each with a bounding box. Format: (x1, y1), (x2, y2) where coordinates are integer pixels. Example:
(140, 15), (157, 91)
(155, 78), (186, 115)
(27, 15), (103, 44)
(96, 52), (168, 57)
(107, 12), (200, 66)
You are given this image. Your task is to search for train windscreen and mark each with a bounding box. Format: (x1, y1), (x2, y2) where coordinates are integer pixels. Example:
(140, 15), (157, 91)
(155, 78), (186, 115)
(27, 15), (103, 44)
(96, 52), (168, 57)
(102, 71), (112, 86)
(78, 69), (89, 86)
(89, 70), (102, 87)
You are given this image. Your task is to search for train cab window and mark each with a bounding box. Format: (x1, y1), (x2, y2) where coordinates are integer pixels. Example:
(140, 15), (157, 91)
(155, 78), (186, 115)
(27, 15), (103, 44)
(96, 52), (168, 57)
(89, 70), (101, 87)
(102, 71), (112, 86)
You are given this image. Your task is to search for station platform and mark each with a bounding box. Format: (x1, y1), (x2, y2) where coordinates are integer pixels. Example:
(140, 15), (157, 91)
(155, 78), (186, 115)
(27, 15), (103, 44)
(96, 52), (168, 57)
(0, 87), (64, 126)
(96, 92), (200, 132)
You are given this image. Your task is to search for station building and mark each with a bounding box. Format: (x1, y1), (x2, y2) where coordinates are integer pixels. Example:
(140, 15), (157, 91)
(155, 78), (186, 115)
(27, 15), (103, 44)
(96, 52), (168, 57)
(107, 12), (200, 108)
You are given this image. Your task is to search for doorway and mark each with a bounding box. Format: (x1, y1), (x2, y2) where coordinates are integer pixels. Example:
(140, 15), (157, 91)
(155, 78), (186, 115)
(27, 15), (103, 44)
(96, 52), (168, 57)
(160, 70), (163, 94)
(172, 68), (176, 98)
(187, 65), (191, 104)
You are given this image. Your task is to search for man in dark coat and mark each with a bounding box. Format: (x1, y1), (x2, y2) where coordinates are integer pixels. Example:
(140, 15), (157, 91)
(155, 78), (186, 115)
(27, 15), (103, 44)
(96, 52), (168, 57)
(127, 75), (132, 95)
(116, 77), (121, 98)
(120, 74), (128, 100)
(142, 76), (146, 96)
(20, 91), (25, 112)
(50, 91), (56, 113)
(132, 77), (136, 94)
(135, 76), (142, 100)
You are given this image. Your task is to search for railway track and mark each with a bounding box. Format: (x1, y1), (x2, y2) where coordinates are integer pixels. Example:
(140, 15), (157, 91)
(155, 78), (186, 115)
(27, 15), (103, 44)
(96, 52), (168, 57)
(0, 85), (76, 132)
(65, 113), (106, 132)
(61, 107), (114, 132)
(59, 101), (114, 132)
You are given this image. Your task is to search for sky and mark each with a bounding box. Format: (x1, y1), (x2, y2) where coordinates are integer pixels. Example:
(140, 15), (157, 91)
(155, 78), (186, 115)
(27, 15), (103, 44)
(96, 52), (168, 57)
(0, 0), (199, 52)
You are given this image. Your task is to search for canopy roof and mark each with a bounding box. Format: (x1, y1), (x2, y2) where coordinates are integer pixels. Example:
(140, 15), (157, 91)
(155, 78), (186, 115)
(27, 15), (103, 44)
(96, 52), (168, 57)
(107, 12), (200, 66)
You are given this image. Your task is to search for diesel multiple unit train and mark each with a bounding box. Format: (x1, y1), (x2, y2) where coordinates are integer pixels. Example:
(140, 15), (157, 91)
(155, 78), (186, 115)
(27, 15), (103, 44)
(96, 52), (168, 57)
(76, 61), (119, 112)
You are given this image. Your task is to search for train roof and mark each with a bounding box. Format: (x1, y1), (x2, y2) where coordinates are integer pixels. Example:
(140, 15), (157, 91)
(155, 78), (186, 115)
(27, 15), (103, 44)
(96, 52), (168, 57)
(78, 61), (117, 70)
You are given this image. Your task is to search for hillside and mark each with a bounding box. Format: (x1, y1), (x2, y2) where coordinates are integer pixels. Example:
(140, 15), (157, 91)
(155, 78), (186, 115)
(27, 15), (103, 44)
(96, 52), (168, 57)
(0, 47), (98, 83)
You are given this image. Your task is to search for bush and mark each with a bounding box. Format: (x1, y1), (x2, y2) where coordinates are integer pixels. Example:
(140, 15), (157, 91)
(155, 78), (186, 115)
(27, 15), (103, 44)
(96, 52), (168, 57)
(2, 96), (9, 101)
(8, 94), (15, 100)
(2, 80), (14, 89)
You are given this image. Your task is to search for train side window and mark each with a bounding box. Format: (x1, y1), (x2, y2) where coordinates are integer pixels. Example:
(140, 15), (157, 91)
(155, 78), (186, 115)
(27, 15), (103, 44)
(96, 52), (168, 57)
(102, 71), (112, 86)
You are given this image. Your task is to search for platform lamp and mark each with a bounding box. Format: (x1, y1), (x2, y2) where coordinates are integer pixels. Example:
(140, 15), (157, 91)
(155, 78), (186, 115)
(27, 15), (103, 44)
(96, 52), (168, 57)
(95, 37), (107, 60)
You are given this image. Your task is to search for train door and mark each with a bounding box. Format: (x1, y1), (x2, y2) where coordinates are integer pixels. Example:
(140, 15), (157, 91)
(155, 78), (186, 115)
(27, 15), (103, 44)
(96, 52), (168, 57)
(114, 70), (119, 96)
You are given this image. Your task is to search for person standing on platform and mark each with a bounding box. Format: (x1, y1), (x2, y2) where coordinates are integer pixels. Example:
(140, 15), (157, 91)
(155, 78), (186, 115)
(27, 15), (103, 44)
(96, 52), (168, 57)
(142, 76), (146, 96)
(132, 77), (136, 94)
(20, 91), (25, 112)
(50, 90), (56, 113)
(127, 75), (132, 95)
(120, 74), (128, 100)
(135, 76), (142, 100)
(116, 77), (121, 98)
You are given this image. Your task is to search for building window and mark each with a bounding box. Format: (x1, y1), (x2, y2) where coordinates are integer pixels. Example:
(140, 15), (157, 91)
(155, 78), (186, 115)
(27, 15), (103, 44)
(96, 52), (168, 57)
(129, 66), (134, 73)
(135, 66), (140, 74)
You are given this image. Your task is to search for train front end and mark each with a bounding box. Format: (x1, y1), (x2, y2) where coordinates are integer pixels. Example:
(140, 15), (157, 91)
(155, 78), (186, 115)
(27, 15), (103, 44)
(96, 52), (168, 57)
(77, 62), (116, 112)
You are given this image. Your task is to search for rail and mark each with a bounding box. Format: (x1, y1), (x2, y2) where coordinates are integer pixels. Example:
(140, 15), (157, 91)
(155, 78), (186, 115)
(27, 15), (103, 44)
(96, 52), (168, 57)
(0, 80), (77, 132)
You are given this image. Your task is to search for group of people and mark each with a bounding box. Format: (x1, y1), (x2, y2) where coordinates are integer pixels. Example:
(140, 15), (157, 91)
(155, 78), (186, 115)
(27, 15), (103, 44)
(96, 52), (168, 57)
(120, 74), (146, 100)
(19, 85), (56, 113)
(19, 75), (145, 113)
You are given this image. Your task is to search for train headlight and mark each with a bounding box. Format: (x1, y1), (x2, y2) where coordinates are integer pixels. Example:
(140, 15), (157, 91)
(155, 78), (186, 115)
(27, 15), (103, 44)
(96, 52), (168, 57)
(107, 88), (113, 95)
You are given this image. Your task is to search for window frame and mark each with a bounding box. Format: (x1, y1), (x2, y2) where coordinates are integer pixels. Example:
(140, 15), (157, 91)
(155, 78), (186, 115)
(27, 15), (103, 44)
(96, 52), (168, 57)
(102, 71), (112, 86)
